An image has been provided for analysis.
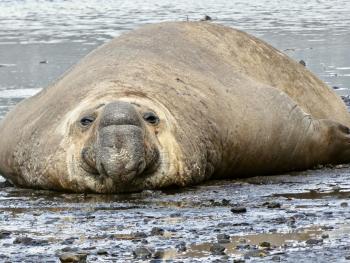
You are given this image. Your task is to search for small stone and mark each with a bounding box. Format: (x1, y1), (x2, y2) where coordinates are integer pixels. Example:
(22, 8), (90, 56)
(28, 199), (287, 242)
(321, 233), (329, 239)
(306, 238), (323, 245)
(221, 199), (230, 205)
(299, 60), (306, 66)
(59, 253), (87, 263)
(264, 202), (281, 208)
(176, 241), (187, 252)
(39, 60), (48, 64)
(0, 180), (13, 188)
(132, 231), (147, 239)
(230, 206), (247, 213)
(133, 246), (152, 260)
(170, 212), (181, 217)
(244, 250), (267, 258)
(341, 202), (349, 208)
(233, 259), (245, 263)
(333, 86), (340, 90)
(151, 227), (165, 236)
(61, 237), (77, 245)
(0, 231), (11, 239)
(259, 241), (271, 248)
(210, 243), (226, 255)
(345, 255), (350, 260)
(153, 249), (165, 259)
(272, 255), (281, 261)
(217, 233), (230, 243)
(200, 15), (212, 21)
(96, 249), (108, 255)
(13, 236), (48, 246)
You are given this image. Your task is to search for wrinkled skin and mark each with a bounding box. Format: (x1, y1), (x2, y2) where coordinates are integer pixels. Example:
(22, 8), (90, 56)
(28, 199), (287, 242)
(0, 22), (350, 193)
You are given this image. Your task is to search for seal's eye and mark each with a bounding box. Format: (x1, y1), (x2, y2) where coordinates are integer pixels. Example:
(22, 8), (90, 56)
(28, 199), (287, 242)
(80, 116), (95, 127)
(143, 112), (159, 125)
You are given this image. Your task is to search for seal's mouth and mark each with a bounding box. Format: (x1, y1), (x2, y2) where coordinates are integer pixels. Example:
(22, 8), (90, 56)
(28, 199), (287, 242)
(80, 129), (160, 184)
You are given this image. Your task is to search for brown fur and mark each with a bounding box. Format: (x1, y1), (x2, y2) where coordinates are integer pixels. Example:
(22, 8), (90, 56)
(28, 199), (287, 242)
(0, 22), (349, 193)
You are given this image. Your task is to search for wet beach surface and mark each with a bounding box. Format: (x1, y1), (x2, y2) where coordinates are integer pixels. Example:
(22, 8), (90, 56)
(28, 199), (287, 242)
(1, 166), (350, 262)
(0, 0), (350, 262)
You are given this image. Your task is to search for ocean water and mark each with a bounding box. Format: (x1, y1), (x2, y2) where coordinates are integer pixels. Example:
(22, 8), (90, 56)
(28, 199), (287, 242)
(0, 0), (349, 117)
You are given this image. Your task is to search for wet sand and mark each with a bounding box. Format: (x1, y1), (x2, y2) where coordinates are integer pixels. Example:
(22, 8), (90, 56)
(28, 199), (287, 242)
(1, 165), (350, 262)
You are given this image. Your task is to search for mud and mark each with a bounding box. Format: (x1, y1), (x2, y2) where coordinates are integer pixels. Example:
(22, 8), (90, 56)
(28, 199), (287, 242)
(0, 165), (350, 262)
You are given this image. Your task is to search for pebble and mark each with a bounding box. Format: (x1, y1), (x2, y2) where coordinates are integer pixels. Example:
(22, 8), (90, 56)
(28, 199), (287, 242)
(299, 60), (306, 66)
(233, 259), (245, 263)
(230, 206), (247, 213)
(59, 253), (87, 263)
(321, 234), (329, 239)
(341, 202), (348, 208)
(244, 250), (267, 258)
(132, 231), (148, 239)
(133, 246), (152, 260)
(152, 249), (165, 259)
(210, 243), (226, 255)
(306, 238), (323, 245)
(272, 255), (281, 261)
(345, 255), (350, 260)
(96, 249), (108, 255)
(0, 231), (11, 239)
(13, 236), (48, 246)
(200, 15), (212, 21)
(264, 202), (281, 208)
(151, 227), (165, 236)
(176, 241), (187, 252)
(259, 241), (271, 248)
(217, 233), (231, 243)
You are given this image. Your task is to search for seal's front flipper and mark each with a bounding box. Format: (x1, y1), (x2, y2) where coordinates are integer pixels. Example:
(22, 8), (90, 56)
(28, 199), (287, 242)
(320, 119), (350, 164)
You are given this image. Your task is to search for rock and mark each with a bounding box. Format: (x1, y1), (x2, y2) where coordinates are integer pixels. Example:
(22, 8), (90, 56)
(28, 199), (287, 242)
(61, 237), (77, 245)
(151, 227), (165, 236)
(244, 250), (267, 258)
(332, 86), (340, 90)
(132, 231), (148, 239)
(152, 249), (165, 259)
(321, 233), (329, 239)
(341, 202), (348, 208)
(133, 246), (152, 260)
(306, 238), (323, 245)
(200, 15), (212, 21)
(170, 212), (181, 217)
(272, 255), (281, 261)
(233, 259), (245, 263)
(230, 206), (247, 213)
(264, 202), (281, 208)
(299, 60), (306, 66)
(221, 199), (230, 205)
(39, 60), (48, 64)
(96, 249), (108, 255)
(345, 255), (350, 260)
(259, 241), (271, 248)
(0, 231), (11, 239)
(59, 253), (87, 263)
(217, 233), (231, 243)
(0, 180), (13, 188)
(176, 241), (187, 252)
(13, 236), (48, 246)
(210, 243), (226, 255)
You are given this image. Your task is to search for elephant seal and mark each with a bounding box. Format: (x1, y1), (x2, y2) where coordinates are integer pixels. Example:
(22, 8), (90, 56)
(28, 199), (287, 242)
(0, 22), (350, 193)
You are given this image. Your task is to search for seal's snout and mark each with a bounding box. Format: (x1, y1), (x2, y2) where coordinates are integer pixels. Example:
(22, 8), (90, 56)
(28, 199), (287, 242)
(90, 101), (156, 184)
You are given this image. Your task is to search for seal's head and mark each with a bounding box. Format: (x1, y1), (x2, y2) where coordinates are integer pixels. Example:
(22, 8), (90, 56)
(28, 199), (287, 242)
(53, 90), (200, 194)
(79, 100), (160, 191)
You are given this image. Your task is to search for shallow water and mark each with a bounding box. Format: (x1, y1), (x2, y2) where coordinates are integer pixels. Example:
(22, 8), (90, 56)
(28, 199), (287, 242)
(0, 0), (350, 262)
